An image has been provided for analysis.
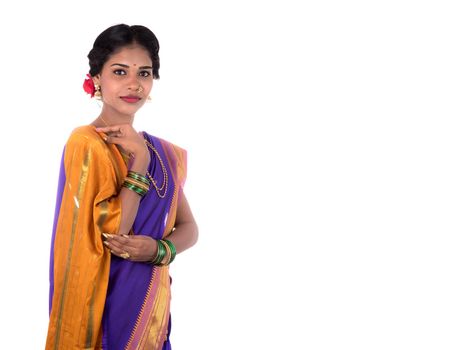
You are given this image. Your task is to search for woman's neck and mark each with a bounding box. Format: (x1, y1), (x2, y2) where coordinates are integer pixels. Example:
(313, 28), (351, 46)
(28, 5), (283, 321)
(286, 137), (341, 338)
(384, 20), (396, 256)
(97, 105), (135, 127)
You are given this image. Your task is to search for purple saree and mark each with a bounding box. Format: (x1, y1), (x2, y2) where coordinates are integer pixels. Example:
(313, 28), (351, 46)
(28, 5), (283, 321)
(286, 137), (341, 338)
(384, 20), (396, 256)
(47, 126), (187, 350)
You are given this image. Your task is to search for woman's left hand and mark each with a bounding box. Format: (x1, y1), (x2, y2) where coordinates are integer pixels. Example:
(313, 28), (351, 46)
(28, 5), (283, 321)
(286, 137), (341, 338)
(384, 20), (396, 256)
(102, 233), (157, 262)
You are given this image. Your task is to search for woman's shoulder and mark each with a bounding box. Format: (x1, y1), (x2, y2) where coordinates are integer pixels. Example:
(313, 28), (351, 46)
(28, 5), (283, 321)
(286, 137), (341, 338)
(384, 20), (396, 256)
(66, 125), (104, 149)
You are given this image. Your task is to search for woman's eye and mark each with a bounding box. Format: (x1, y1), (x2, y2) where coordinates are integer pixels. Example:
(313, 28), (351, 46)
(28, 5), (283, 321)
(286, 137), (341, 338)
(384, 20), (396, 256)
(140, 71), (152, 77)
(113, 69), (126, 75)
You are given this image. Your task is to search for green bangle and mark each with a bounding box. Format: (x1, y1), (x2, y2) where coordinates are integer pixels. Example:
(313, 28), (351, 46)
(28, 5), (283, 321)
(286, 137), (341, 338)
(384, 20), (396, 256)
(125, 177), (149, 192)
(123, 183), (146, 196)
(147, 240), (164, 265)
(162, 239), (176, 264)
(123, 181), (148, 197)
(154, 240), (166, 266)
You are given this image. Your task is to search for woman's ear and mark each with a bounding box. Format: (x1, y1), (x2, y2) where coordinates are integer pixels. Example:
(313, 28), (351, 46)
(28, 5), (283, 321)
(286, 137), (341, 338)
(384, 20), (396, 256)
(92, 74), (101, 86)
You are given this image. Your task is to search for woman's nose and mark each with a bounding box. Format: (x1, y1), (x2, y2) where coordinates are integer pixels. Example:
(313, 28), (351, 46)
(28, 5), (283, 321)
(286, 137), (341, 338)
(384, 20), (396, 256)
(127, 76), (140, 91)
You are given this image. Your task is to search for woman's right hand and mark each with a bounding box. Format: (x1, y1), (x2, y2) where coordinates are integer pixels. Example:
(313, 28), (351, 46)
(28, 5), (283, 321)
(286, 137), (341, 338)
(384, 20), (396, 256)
(96, 124), (149, 163)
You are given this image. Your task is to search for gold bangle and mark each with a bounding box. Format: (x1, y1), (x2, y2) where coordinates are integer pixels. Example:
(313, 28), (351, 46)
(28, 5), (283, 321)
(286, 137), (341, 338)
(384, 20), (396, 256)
(124, 177), (150, 191)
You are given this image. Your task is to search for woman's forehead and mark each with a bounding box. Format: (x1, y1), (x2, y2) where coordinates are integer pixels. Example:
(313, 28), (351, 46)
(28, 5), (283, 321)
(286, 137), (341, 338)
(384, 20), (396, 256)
(107, 45), (153, 65)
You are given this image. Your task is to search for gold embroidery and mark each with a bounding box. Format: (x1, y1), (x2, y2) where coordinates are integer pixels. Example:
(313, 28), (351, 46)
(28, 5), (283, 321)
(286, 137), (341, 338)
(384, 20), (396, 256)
(54, 148), (91, 349)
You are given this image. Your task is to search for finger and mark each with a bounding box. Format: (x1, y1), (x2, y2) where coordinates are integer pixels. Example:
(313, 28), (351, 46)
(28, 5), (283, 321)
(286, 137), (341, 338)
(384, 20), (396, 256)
(108, 234), (141, 248)
(104, 239), (128, 252)
(109, 249), (122, 258)
(110, 249), (131, 260)
(96, 126), (123, 133)
(109, 131), (123, 137)
(97, 133), (122, 144)
(107, 240), (149, 261)
(105, 240), (140, 260)
(96, 131), (108, 142)
(105, 242), (134, 259)
(104, 136), (123, 145)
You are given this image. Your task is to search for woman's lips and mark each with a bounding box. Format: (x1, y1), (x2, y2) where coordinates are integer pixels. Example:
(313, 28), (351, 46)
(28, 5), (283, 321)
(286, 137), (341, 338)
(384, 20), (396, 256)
(120, 96), (141, 103)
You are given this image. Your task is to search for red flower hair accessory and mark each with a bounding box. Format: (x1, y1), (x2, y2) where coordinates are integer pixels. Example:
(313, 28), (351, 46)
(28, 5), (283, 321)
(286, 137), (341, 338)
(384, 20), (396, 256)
(83, 74), (95, 97)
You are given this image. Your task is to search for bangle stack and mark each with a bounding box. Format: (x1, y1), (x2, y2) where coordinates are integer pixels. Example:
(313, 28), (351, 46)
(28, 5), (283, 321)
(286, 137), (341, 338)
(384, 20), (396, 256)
(123, 171), (150, 197)
(148, 239), (177, 266)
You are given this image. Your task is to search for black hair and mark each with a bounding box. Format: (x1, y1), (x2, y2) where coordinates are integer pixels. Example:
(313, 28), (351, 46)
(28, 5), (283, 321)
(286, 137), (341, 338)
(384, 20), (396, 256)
(87, 24), (160, 79)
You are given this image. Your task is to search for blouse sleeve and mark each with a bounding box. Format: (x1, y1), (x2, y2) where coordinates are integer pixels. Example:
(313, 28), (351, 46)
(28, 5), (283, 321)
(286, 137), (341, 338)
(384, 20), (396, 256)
(46, 130), (123, 349)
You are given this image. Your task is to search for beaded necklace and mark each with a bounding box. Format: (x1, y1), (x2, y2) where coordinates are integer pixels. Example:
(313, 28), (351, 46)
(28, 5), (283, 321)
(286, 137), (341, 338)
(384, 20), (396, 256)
(144, 138), (169, 198)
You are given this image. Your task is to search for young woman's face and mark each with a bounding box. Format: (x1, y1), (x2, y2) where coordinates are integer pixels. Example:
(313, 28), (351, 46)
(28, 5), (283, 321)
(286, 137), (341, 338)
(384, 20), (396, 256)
(94, 45), (154, 117)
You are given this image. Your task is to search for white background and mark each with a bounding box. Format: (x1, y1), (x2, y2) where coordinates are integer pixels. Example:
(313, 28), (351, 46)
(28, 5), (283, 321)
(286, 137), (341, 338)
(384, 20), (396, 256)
(0, 0), (448, 349)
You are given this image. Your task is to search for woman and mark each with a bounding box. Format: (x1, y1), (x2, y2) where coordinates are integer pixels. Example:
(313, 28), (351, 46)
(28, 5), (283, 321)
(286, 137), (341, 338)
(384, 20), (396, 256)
(46, 24), (198, 350)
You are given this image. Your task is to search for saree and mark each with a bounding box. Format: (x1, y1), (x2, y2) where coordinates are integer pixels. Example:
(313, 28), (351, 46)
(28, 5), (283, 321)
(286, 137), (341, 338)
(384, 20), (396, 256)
(46, 125), (187, 350)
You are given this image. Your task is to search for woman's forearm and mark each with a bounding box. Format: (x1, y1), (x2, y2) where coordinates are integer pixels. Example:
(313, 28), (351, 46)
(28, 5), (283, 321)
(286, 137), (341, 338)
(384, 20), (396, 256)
(164, 191), (198, 254)
(117, 154), (150, 236)
(165, 222), (198, 255)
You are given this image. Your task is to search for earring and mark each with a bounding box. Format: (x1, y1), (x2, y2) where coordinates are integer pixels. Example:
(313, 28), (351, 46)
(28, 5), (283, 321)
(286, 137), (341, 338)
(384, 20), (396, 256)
(147, 95), (152, 103)
(94, 84), (102, 100)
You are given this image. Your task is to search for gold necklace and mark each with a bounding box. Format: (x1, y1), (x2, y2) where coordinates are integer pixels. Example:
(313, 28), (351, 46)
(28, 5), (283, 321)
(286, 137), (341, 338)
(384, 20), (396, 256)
(145, 139), (169, 198)
(99, 115), (109, 127)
